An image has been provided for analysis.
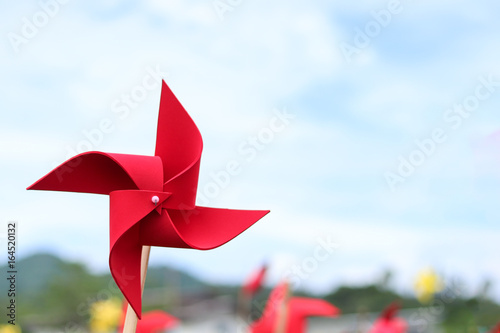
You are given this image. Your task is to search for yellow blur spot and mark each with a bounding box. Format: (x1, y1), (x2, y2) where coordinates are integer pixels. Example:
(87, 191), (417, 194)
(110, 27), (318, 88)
(0, 324), (21, 333)
(414, 267), (444, 304)
(89, 298), (122, 333)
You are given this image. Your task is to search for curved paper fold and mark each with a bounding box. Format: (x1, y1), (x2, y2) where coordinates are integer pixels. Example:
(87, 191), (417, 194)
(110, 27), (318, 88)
(27, 152), (163, 194)
(110, 190), (171, 317)
(140, 207), (270, 250)
(155, 81), (202, 209)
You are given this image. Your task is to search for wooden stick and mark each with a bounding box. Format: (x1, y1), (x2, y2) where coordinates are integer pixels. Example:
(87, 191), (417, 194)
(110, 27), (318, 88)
(274, 282), (291, 333)
(237, 288), (250, 319)
(122, 246), (151, 333)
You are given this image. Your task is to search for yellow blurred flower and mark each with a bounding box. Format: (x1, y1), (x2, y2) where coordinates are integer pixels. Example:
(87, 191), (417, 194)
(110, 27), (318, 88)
(89, 297), (122, 333)
(0, 325), (21, 333)
(414, 267), (444, 304)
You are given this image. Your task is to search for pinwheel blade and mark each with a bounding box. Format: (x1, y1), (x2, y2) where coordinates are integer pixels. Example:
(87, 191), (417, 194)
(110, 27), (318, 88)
(155, 81), (202, 209)
(27, 152), (163, 194)
(168, 207), (270, 250)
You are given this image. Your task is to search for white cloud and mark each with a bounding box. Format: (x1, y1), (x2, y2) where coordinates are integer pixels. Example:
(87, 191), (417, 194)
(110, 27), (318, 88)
(2, 0), (500, 302)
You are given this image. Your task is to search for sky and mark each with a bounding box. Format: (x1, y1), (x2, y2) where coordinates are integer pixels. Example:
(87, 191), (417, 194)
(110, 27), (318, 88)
(2, 0), (500, 300)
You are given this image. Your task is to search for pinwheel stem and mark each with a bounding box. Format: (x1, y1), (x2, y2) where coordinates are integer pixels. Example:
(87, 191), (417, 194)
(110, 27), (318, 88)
(122, 245), (151, 333)
(274, 282), (290, 333)
(237, 289), (249, 318)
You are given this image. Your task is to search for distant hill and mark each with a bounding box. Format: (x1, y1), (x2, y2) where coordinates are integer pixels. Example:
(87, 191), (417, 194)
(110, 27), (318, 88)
(1, 253), (67, 297)
(0, 252), (210, 297)
(0, 252), (213, 331)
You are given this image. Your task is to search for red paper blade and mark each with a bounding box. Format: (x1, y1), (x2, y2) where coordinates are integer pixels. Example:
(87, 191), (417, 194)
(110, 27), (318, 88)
(155, 81), (202, 209)
(109, 190), (171, 318)
(27, 152), (163, 194)
(165, 207), (270, 250)
(112, 197), (268, 317)
(110, 223), (143, 319)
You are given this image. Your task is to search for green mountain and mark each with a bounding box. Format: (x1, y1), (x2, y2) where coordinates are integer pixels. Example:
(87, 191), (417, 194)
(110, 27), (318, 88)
(6, 253), (67, 295)
(0, 253), (210, 332)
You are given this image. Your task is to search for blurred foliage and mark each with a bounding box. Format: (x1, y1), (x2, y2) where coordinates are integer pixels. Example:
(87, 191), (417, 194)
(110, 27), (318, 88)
(0, 254), (203, 332)
(324, 285), (421, 314)
(0, 254), (112, 332)
(1, 253), (500, 332)
(440, 297), (500, 332)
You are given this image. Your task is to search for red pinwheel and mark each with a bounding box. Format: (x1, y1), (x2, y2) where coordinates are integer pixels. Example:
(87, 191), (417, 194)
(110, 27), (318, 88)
(134, 311), (178, 333)
(239, 263), (268, 318)
(250, 282), (340, 333)
(27, 81), (269, 322)
(369, 302), (408, 333)
(242, 264), (268, 297)
(490, 322), (500, 333)
(118, 302), (179, 333)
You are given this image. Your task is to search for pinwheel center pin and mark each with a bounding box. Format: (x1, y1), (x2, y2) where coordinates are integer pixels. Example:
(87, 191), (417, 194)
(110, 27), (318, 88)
(151, 196), (160, 205)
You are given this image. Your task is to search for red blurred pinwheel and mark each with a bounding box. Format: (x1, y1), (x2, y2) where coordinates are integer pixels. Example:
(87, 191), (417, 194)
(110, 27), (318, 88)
(250, 282), (340, 333)
(239, 263), (268, 318)
(242, 264), (268, 297)
(490, 322), (500, 333)
(118, 302), (179, 333)
(134, 311), (178, 333)
(369, 302), (408, 333)
(28, 81), (269, 324)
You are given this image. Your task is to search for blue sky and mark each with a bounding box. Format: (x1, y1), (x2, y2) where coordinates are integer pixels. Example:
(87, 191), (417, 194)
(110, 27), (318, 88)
(2, 0), (500, 299)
